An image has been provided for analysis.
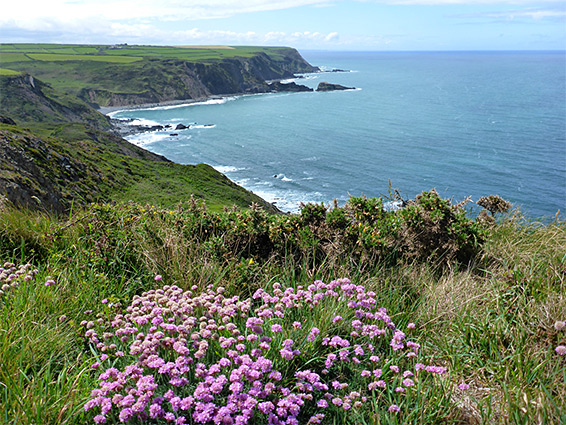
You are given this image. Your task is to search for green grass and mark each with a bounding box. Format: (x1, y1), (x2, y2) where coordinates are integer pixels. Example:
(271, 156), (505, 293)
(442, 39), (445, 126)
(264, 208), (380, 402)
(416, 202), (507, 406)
(0, 44), (290, 63)
(0, 69), (21, 75)
(26, 53), (143, 63)
(0, 125), (275, 213)
(0, 53), (31, 62)
(0, 196), (563, 424)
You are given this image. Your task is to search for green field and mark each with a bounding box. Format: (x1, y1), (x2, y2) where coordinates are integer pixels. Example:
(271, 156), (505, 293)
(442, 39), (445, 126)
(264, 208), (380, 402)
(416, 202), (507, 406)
(26, 53), (143, 63)
(0, 44), (289, 63)
(0, 68), (20, 75)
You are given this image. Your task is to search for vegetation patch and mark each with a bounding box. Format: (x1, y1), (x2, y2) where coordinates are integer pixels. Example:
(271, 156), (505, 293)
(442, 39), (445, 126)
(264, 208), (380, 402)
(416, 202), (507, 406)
(0, 68), (21, 75)
(0, 196), (564, 424)
(26, 53), (143, 63)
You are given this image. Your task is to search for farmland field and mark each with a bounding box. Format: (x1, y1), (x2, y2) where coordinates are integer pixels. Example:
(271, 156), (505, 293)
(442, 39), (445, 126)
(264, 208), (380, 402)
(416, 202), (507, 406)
(26, 53), (143, 63)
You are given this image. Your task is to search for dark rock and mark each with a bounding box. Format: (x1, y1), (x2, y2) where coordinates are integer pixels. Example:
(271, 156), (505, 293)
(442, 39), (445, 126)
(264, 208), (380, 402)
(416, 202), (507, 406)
(268, 81), (313, 93)
(170, 133), (179, 136)
(316, 82), (355, 92)
(175, 123), (188, 130)
(0, 115), (17, 125)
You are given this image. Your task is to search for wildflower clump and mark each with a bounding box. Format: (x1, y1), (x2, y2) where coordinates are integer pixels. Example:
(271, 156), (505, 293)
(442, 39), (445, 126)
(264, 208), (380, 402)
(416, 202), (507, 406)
(0, 261), (38, 298)
(85, 278), (449, 424)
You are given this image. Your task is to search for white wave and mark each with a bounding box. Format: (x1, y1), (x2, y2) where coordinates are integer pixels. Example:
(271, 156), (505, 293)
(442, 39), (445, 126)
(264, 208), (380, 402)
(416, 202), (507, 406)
(128, 118), (162, 127)
(142, 97), (237, 111)
(384, 201), (403, 212)
(192, 124), (216, 129)
(295, 73), (319, 80)
(247, 187), (325, 213)
(213, 165), (246, 173)
(273, 174), (292, 182)
(125, 132), (169, 147)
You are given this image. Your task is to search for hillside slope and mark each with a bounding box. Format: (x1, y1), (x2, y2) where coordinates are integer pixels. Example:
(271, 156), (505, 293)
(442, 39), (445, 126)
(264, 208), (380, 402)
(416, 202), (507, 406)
(0, 71), (280, 213)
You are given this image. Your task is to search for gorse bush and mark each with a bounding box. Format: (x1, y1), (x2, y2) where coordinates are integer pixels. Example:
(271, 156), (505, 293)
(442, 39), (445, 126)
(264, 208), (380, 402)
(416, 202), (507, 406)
(84, 278), (451, 424)
(65, 190), (484, 279)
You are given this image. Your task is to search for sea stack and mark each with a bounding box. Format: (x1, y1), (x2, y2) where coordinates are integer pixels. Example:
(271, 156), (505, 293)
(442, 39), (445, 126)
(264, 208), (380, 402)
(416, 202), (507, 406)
(316, 82), (355, 91)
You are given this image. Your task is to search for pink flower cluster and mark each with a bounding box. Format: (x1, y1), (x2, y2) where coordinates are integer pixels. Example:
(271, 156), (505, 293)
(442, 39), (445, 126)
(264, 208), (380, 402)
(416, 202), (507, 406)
(0, 261), (38, 297)
(84, 278), (448, 423)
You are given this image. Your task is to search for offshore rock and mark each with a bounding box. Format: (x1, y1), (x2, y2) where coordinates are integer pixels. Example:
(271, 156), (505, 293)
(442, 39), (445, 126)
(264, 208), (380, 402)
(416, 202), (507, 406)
(268, 81), (313, 92)
(316, 82), (355, 92)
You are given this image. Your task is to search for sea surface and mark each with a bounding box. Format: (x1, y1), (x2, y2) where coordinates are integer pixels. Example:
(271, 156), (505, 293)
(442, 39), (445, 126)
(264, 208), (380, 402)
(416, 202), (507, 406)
(109, 51), (566, 218)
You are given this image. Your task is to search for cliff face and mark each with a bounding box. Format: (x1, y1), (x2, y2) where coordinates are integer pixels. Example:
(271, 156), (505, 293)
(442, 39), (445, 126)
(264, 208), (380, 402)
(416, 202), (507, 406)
(76, 49), (318, 108)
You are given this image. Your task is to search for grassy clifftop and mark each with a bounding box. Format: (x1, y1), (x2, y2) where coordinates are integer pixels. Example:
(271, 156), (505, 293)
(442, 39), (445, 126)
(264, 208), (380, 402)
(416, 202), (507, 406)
(0, 44), (318, 108)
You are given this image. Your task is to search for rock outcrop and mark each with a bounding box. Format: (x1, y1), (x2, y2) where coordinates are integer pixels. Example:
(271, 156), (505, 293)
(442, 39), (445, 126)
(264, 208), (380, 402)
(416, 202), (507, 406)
(316, 82), (355, 92)
(268, 81), (313, 93)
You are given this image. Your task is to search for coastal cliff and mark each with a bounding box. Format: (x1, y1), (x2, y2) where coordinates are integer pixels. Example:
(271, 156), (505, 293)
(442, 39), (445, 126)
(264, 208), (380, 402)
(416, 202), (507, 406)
(0, 44), (320, 212)
(1, 45), (318, 109)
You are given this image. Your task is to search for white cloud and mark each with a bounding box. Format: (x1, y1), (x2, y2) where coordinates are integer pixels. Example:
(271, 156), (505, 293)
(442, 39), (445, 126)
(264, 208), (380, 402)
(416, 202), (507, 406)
(1, 0), (330, 25)
(5, 0), (563, 28)
(452, 7), (566, 21)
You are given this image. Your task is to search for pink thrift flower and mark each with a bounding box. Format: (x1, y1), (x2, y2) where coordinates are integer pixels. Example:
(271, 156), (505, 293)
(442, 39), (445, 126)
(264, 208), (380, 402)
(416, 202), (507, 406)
(458, 383), (470, 390)
(407, 322), (416, 329)
(555, 345), (566, 356)
(333, 315), (343, 323)
(44, 279), (56, 287)
(332, 397), (343, 406)
(154, 275), (163, 281)
(403, 378), (415, 387)
(555, 321), (565, 331)
(388, 404), (400, 413)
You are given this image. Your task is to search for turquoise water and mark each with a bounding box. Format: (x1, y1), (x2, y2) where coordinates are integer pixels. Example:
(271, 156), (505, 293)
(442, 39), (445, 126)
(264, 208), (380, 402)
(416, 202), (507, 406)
(110, 51), (566, 218)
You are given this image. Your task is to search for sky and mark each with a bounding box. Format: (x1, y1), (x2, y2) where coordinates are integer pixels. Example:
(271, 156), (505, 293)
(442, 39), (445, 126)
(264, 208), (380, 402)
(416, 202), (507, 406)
(1, 0), (565, 51)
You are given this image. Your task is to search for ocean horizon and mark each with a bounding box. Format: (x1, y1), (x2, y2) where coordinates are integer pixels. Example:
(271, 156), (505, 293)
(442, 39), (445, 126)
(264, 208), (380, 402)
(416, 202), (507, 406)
(109, 50), (566, 219)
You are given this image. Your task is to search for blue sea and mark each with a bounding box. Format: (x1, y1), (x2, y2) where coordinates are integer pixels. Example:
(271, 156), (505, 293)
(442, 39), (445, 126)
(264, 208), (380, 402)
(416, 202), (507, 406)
(109, 51), (566, 218)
